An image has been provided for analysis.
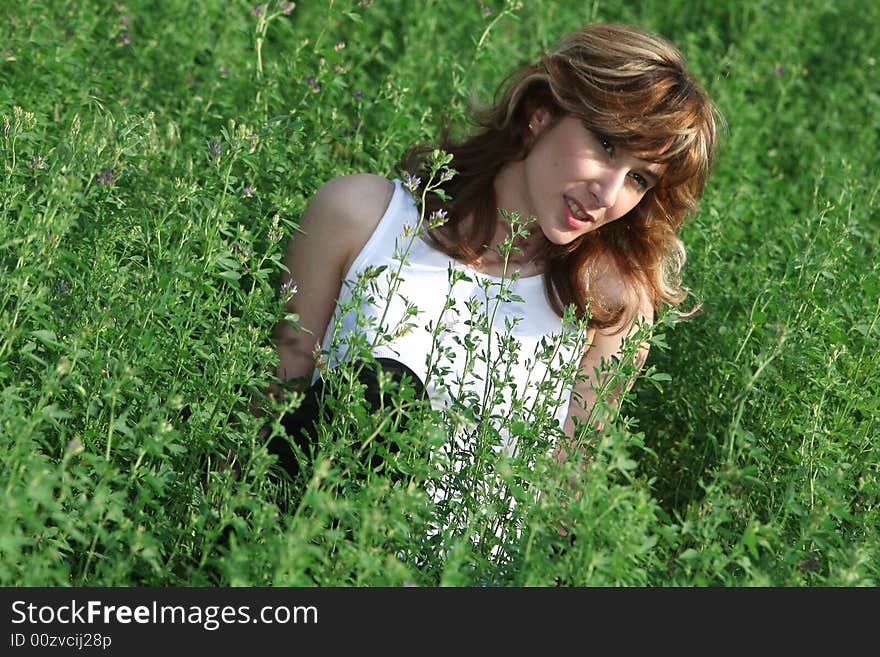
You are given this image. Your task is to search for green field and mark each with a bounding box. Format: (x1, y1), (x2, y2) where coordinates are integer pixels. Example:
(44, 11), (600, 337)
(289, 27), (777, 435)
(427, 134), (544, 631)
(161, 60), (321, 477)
(1, 0), (878, 586)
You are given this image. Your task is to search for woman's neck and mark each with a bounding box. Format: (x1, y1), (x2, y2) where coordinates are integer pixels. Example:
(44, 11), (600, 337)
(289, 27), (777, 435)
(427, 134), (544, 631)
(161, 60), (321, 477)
(427, 162), (546, 279)
(470, 161), (545, 276)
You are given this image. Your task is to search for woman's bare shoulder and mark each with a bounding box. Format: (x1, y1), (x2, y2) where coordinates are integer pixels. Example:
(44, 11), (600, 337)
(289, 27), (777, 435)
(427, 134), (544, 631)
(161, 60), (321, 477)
(590, 252), (654, 331)
(296, 174), (395, 274)
(306, 173), (395, 231)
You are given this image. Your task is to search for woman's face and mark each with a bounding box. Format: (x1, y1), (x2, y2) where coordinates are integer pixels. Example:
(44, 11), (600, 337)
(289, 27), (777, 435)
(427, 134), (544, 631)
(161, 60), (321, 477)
(517, 111), (664, 245)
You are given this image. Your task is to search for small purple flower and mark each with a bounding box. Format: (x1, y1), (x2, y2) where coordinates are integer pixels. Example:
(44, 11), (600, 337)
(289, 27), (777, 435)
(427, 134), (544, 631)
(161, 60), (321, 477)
(307, 76), (316, 85)
(774, 65), (785, 77)
(360, 0), (372, 6)
(251, 5), (264, 16)
(428, 208), (448, 228)
(280, 278), (298, 301)
(97, 167), (118, 185)
(55, 278), (71, 295)
(31, 156), (46, 170)
(278, 1), (295, 16)
(352, 90), (363, 99)
(334, 40), (346, 52)
(403, 172), (421, 193)
(66, 439), (84, 452)
(117, 31), (130, 45)
(333, 63), (344, 73)
(242, 186), (254, 197)
(482, 5), (492, 16)
(208, 139), (221, 157)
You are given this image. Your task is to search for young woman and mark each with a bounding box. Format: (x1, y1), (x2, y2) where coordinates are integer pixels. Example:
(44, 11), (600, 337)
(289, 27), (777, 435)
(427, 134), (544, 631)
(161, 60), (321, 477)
(264, 23), (720, 495)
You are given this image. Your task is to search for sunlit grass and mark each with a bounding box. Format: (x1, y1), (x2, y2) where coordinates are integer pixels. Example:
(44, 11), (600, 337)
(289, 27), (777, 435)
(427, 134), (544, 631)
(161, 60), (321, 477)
(1, 0), (877, 586)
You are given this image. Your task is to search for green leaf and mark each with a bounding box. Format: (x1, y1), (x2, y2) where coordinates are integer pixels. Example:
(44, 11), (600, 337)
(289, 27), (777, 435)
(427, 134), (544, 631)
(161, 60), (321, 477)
(31, 330), (62, 348)
(678, 548), (699, 563)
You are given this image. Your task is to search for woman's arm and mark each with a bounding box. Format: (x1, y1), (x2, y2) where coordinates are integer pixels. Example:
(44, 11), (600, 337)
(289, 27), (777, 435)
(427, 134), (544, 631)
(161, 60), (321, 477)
(550, 276), (652, 538)
(559, 270), (654, 458)
(265, 174), (394, 402)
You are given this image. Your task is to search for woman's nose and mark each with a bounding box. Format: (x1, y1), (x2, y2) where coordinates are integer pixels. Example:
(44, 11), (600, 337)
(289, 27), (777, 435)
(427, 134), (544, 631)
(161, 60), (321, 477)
(589, 168), (627, 208)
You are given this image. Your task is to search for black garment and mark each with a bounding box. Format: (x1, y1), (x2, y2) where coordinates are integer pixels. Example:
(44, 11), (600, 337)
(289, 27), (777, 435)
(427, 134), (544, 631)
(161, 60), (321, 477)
(266, 358), (427, 485)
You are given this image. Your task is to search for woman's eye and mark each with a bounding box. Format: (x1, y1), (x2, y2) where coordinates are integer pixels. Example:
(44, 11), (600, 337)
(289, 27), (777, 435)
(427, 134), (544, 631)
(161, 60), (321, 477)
(597, 135), (614, 155)
(629, 172), (649, 190)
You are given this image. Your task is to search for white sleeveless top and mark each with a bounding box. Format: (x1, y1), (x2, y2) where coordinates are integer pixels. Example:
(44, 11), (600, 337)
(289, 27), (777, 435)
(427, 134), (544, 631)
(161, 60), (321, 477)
(316, 178), (585, 445)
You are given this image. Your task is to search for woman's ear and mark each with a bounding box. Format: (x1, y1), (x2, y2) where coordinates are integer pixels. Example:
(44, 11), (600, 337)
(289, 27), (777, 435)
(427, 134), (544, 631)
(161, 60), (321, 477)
(529, 107), (553, 137)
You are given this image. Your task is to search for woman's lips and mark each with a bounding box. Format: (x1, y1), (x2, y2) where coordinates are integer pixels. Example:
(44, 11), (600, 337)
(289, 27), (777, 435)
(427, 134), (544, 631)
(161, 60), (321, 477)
(564, 195), (595, 229)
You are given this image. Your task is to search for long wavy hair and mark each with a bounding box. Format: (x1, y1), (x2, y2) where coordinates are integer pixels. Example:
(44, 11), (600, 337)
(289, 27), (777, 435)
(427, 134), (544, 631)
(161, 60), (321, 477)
(400, 23), (721, 331)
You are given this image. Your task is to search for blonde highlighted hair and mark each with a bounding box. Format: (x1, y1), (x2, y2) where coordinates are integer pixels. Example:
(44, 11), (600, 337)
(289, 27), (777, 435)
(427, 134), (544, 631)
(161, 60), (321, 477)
(402, 23), (722, 330)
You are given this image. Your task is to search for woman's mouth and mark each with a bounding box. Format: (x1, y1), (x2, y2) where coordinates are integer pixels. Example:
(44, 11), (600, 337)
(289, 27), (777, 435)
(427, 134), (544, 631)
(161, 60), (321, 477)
(564, 196), (595, 228)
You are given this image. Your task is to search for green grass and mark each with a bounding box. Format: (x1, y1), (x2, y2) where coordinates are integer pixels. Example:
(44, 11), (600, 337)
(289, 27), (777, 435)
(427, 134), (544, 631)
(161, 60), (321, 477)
(1, 0), (877, 586)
